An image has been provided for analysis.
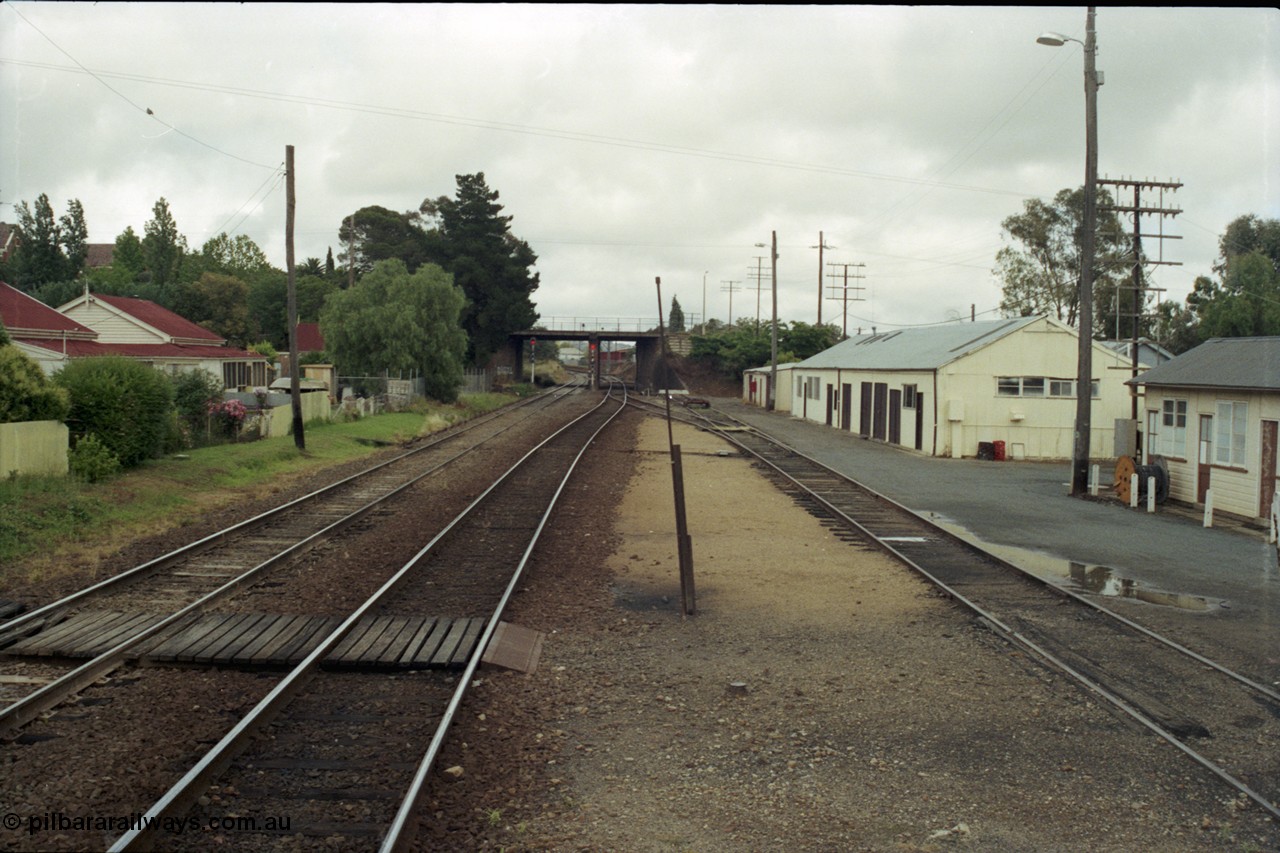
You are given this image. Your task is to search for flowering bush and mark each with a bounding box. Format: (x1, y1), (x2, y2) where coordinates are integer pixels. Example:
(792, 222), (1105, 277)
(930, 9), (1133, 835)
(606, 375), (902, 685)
(207, 398), (248, 437)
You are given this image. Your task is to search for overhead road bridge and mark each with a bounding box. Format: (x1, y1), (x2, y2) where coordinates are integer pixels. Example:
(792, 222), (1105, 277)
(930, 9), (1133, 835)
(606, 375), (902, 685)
(497, 317), (679, 391)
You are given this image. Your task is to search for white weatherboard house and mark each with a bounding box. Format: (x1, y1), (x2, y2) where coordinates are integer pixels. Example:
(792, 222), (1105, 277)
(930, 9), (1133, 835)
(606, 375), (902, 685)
(772, 315), (1134, 461)
(1130, 337), (1279, 523)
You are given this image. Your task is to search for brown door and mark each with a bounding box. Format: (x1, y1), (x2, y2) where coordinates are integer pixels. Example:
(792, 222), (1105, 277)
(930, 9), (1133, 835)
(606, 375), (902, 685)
(1197, 414), (1213, 503)
(859, 383), (872, 436)
(888, 389), (902, 445)
(1261, 420), (1278, 518)
(841, 384), (852, 431)
(825, 386), (834, 426)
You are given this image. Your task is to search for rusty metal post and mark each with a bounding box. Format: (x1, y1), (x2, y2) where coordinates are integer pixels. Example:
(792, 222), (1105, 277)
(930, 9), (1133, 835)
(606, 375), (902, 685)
(656, 277), (695, 616)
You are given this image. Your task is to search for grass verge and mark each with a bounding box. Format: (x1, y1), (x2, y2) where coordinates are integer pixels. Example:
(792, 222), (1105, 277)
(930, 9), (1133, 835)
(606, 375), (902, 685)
(0, 393), (516, 592)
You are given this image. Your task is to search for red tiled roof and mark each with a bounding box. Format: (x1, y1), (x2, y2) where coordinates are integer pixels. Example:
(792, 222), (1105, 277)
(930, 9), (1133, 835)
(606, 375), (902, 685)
(15, 337), (266, 361)
(0, 282), (97, 338)
(296, 322), (325, 352)
(88, 293), (223, 344)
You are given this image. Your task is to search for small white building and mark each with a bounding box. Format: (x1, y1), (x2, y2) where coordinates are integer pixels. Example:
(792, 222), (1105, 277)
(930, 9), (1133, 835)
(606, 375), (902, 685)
(772, 316), (1134, 461)
(1130, 336), (1279, 522)
(743, 363), (798, 412)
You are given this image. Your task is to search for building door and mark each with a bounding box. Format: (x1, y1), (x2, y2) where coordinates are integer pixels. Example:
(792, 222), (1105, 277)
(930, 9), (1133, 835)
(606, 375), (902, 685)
(1261, 420), (1278, 519)
(872, 383), (888, 440)
(859, 383), (872, 437)
(1197, 414), (1213, 504)
(888, 389), (902, 445)
(914, 393), (925, 451)
(841, 383), (853, 431)
(825, 386), (834, 426)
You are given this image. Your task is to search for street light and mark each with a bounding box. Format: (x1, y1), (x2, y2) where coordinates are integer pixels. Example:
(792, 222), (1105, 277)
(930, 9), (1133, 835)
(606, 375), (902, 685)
(1039, 7), (1099, 498)
(701, 270), (708, 333)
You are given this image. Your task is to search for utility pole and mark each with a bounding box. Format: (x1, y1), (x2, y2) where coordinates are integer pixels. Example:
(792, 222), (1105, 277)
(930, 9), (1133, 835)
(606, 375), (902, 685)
(768, 231), (778, 412)
(346, 215), (356, 289)
(1098, 177), (1182, 420)
(825, 261), (866, 339)
(810, 232), (835, 327)
(720, 280), (742, 327)
(701, 270), (708, 334)
(285, 145), (304, 450)
(1071, 5), (1100, 497)
(747, 253), (769, 333)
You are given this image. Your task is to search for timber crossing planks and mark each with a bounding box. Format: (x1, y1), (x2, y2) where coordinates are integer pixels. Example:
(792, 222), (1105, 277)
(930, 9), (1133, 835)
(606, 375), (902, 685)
(0, 610), (488, 671)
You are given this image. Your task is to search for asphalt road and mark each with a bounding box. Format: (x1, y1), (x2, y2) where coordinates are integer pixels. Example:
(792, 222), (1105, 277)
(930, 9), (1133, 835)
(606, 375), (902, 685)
(715, 399), (1280, 681)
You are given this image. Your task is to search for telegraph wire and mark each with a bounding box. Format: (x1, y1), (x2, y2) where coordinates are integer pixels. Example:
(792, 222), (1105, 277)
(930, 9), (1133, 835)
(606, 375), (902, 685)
(5, 7), (281, 172)
(1, 55), (1035, 200)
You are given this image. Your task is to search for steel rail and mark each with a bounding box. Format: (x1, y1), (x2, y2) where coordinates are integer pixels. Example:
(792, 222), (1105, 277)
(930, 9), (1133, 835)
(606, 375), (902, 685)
(685, 404), (1280, 820)
(109, 385), (624, 852)
(381, 379), (627, 851)
(0, 387), (567, 639)
(0, 386), (577, 733)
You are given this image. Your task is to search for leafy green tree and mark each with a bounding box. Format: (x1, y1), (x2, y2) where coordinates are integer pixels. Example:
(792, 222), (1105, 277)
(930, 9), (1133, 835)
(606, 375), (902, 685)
(690, 325), (773, 380)
(173, 272), (252, 346)
(54, 357), (174, 468)
(0, 345), (71, 423)
(420, 173), (540, 365)
(779, 321), (840, 361)
(337, 206), (431, 277)
(7, 195), (69, 289)
(0, 319), (8, 346)
(1151, 300), (1200, 355)
(320, 259), (468, 402)
(669, 296), (686, 333)
(142, 197), (187, 302)
(59, 199), (89, 276)
(113, 226), (147, 279)
(1213, 214), (1280, 278)
(1167, 215), (1280, 344)
(169, 368), (225, 444)
(188, 233), (275, 290)
(995, 186), (1127, 330)
(1197, 251), (1280, 339)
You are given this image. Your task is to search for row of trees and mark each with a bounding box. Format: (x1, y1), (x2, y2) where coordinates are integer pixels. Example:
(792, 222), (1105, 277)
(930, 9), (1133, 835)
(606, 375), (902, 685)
(995, 191), (1279, 354)
(2, 173), (541, 403)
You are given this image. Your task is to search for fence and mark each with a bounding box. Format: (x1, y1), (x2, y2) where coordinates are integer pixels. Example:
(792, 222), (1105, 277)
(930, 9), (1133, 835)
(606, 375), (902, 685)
(0, 420), (69, 478)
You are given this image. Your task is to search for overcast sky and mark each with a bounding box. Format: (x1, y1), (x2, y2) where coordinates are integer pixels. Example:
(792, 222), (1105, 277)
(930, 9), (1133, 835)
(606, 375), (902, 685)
(2, 4), (1276, 334)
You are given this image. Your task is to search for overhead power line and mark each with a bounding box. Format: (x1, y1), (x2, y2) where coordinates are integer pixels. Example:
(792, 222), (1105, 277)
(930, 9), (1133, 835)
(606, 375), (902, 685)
(2, 55), (1038, 200)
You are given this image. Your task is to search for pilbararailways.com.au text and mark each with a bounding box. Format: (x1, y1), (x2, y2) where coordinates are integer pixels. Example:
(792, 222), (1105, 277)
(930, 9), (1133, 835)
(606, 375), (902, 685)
(8, 812), (291, 836)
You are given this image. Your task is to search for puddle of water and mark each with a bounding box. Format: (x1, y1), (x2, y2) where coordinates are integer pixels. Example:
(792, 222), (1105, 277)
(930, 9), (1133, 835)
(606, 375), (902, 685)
(925, 513), (1224, 612)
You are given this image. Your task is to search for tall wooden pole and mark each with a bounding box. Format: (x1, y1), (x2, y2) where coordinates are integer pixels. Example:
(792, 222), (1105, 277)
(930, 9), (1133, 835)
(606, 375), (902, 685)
(1071, 6), (1098, 496)
(286, 145), (304, 450)
(768, 230), (778, 412)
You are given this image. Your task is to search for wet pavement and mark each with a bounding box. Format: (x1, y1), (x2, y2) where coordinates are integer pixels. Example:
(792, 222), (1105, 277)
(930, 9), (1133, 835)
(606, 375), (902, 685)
(714, 399), (1279, 679)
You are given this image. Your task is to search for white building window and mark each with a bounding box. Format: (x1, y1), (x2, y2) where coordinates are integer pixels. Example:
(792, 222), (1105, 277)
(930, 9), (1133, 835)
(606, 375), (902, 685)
(1215, 401), (1247, 467)
(1000, 376), (1097, 398)
(1158, 398), (1187, 458)
(903, 384), (918, 409)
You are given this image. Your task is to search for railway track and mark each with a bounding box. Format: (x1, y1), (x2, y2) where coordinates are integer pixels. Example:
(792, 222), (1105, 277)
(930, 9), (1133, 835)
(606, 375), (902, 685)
(0, 384), (582, 730)
(101, 384), (626, 851)
(630, 395), (1280, 821)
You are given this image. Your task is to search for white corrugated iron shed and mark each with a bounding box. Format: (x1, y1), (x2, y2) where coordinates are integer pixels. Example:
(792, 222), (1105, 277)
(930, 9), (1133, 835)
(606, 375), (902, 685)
(795, 317), (1042, 370)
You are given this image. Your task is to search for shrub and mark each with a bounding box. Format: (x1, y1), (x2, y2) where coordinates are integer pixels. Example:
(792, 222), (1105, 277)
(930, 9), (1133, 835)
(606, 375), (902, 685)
(207, 398), (247, 438)
(54, 357), (175, 468)
(169, 369), (224, 446)
(0, 346), (71, 423)
(68, 433), (121, 483)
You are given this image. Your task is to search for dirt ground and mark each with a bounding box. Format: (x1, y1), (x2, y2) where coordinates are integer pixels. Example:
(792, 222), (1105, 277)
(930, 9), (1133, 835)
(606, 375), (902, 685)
(3, 401), (1277, 852)
(420, 410), (1279, 852)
